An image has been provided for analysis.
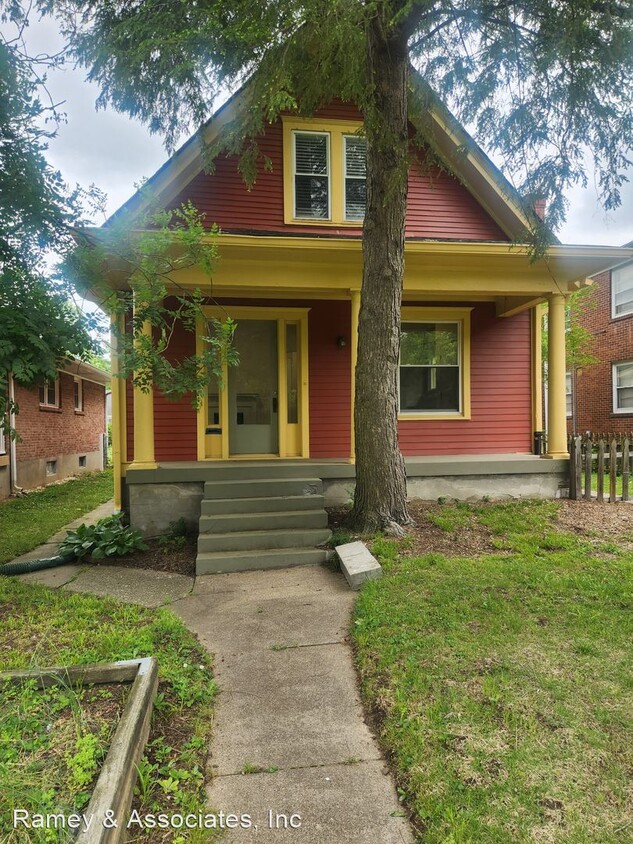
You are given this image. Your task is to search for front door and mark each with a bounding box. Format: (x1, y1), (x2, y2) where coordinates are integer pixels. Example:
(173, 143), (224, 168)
(228, 320), (279, 455)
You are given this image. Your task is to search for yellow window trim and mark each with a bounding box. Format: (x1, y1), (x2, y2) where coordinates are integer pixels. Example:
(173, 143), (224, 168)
(282, 117), (365, 227)
(398, 306), (472, 421)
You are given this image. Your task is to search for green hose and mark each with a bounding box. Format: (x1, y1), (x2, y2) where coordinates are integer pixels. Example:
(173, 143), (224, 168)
(0, 551), (77, 576)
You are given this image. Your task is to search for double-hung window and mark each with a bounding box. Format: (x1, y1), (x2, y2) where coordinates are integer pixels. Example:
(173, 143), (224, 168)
(398, 308), (471, 418)
(293, 131), (330, 220)
(39, 378), (60, 409)
(613, 361), (633, 413)
(343, 135), (367, 221)
(566, 372), (573, 417)
(612, 263), (633, 318)
(0, 424), (5, 456)
(284, 119), (367, 224)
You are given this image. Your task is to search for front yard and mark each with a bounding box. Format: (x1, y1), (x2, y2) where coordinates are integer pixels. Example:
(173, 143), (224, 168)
(0, 578), (216, 843)
(0, 470), (114, 564)
(353, 499), (633, 843)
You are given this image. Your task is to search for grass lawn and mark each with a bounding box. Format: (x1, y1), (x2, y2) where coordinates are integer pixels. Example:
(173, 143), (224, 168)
(353, 500), (633, 843)
(0, 577), (217, 843)
(0, 470), (114, 564)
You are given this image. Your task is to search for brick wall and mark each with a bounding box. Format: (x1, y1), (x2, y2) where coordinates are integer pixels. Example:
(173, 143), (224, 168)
(14, 372), (106, 462)
(570, 269), (633, 433)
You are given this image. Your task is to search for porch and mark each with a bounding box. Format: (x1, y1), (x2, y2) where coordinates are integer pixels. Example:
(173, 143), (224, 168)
(124, 454), (569, 539)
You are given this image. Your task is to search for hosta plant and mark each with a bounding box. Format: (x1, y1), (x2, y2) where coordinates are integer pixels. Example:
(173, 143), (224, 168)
(59, 514), (148, 560)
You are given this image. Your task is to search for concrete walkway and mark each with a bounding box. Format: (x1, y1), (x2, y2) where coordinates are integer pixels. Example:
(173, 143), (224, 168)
(12, 517), (413, 842)
(171, 565), (413, 842)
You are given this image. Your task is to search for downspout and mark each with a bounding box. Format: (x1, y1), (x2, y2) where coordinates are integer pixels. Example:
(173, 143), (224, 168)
(8, 372), (21, 494)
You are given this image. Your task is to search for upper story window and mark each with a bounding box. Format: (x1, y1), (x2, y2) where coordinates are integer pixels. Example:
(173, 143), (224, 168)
(39, 378), (60, 409)
(344, 135), (367, 221)
(74, 377), (83, 412)
(293, 131), (330, 220)
(566, 372), (572, 417)
(611, 263), (633, 319)
(283, 118), (366, 226)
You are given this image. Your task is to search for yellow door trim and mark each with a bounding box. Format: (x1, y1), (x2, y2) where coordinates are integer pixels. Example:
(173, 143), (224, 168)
(198, 306), (311, 459)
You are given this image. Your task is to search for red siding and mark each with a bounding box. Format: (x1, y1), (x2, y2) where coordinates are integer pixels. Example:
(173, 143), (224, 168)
(125, 313), (198, 462)
(126, 299), (530, 462)
(307, 301), (352, 458)
(398, 304), (532, 455)
(168, 102), (508, 242)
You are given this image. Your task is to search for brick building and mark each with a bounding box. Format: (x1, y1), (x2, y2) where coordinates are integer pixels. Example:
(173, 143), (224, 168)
(568, 243), (633, 434)
(0, 360), (109, 499)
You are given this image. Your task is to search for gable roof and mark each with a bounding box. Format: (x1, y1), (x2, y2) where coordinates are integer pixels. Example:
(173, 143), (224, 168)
(106, 79), (535, 241)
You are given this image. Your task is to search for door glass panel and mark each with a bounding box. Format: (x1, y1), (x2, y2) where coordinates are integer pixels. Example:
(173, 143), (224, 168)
(286, 323), (299, 425)
(229, 320), (279, 454)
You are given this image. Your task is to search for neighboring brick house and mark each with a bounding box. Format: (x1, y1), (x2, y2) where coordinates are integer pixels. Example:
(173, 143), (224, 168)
(0, 360), (109, 499)
(568, 242), (633, 434)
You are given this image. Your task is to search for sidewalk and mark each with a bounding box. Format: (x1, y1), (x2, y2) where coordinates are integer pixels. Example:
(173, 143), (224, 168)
(12, 519), (413, 842)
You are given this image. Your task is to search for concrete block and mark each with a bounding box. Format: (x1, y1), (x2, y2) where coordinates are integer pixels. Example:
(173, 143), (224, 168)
(336, 541), (382, 590)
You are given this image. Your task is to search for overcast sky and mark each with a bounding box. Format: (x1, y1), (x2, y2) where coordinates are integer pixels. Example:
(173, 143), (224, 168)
(19, 15), (632, 245)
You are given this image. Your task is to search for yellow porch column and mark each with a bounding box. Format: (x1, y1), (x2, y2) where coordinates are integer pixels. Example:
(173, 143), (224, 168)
(544, 293), (569, 459)
(350, 290), (360, 463)
(130, 315), (158, 470)
(110, 314), (123, 507)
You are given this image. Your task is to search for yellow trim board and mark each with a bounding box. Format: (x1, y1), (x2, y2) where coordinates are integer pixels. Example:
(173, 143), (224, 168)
(398, 306), (472, 421)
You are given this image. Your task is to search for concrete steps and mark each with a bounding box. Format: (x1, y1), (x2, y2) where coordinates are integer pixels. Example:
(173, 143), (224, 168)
(196, 475), (331, 574)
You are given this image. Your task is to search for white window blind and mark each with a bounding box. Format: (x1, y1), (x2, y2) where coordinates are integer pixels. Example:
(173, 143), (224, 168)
(294, 132), (329, 219)
(344, 136), (367, 221)
(612, 264), (633, 318)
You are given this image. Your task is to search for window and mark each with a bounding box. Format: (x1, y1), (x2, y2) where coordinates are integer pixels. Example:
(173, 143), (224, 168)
(293, 131), (330, 219)
(283, 118), (366, 225)
(566, 372), (572, 417)
(612, 263), (633, 318)
(39, 378), (59, 408)
(74, 377), (83, 412)
(46, 460), (57, 476)
(398, 307), (471, 418)
(613, 361), (633, 413)
(0, 424), (5, 456)
(343, 135), (367, 221)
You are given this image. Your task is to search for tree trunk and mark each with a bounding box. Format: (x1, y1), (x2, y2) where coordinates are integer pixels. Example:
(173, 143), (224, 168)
(351, 11), (410, 534)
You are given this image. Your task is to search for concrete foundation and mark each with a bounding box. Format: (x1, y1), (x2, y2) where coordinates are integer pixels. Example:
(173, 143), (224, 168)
(124, 455), (569, 534)
(323, 472), (567, 505)
(0, 463), (10, 499)
(15, 450), (103, 492)
(127, 481), (204, 536)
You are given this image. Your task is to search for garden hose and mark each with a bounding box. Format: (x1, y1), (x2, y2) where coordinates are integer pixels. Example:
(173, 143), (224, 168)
(0, 551), (77, 576)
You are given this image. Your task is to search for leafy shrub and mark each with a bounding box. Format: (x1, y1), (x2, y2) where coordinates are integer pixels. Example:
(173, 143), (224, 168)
(158, 517), (190, 550)
(59, 514), (148, 559)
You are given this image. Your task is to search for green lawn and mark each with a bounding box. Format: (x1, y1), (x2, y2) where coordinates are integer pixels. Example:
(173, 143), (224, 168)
(353, 501), (633, 843)
(0, 577), (217, 843)
(0, 469), (113, 564)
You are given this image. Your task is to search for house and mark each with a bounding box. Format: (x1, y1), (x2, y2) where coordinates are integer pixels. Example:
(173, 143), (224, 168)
(0, 360), (109, 499)
(82, 90), (632, 573)
(567, 243), (633, 434)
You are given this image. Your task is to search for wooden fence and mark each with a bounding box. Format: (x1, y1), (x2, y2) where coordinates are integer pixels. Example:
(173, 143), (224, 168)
(569, 434), (631, 502)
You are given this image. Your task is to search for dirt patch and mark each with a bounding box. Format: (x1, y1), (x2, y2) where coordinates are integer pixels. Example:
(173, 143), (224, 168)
(328, 502), (499, 556)
(91, 536), (196, 576)
(405, 500), (499, 556)
(555, 499), (633, 545)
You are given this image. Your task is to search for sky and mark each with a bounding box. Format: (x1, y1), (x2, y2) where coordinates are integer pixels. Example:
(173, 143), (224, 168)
(17, 15), (632, 246)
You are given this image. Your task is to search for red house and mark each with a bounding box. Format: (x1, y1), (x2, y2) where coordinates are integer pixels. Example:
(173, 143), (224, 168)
(567, 245), (633, 433)
(0, 360), (109, 499)
(84, 90), (631, 573)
